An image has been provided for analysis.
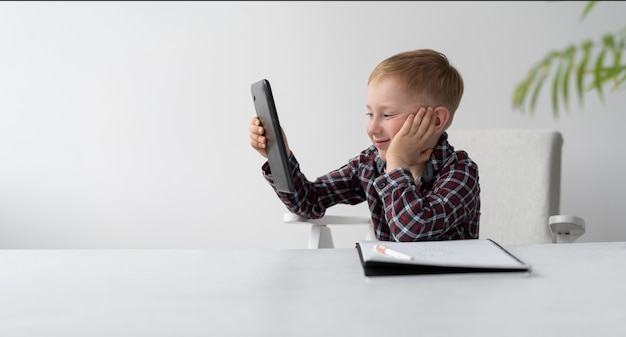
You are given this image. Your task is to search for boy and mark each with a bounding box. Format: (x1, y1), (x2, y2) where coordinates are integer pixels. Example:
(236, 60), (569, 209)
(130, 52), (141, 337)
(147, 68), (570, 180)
(249, 49), (480, 242)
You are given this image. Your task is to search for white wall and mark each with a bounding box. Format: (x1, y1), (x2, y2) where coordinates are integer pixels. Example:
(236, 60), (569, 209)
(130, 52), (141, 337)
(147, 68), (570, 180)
(0, 1), (624, 249)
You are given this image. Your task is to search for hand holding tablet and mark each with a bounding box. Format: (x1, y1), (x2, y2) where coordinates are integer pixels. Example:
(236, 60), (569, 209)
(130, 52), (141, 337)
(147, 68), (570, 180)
(250, 79), (295, 194)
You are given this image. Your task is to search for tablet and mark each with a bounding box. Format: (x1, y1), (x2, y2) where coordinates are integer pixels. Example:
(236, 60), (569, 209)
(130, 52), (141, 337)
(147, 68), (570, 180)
(251, 79), (295, 193)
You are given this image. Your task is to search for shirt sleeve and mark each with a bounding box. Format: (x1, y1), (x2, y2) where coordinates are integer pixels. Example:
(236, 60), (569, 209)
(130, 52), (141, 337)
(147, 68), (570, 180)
(262, 153), (366, 219)
(373, 158), (480, 241)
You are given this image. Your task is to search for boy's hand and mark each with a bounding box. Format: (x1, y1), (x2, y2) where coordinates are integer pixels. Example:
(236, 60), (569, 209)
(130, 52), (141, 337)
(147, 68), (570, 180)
(386, 106), (437, 174)
(249, 117), (269, 158)
(249, 117), (291, 159)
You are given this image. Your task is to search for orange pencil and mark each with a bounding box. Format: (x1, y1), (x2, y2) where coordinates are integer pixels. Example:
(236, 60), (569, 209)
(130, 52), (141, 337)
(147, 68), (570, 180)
(374, 244), (414, 261)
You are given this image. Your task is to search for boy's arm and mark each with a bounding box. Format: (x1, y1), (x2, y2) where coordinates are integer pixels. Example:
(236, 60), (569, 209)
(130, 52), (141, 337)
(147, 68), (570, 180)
(374, 157), (480, 241)
(262, 153), (365, 219)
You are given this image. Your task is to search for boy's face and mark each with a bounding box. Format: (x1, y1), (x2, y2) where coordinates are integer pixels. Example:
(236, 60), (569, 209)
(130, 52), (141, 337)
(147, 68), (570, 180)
(366, 77), (421, 162)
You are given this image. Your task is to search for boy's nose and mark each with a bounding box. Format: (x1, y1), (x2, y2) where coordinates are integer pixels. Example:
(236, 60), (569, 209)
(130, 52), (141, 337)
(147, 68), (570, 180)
(367, 119), (381, 135)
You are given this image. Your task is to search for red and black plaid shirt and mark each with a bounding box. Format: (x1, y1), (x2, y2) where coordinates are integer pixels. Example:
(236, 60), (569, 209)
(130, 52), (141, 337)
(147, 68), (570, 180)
(263, 132), (480, 242)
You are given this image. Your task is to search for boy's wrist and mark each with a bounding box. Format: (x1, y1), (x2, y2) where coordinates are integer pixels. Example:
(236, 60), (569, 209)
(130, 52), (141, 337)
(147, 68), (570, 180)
(385, 157), (409, 172)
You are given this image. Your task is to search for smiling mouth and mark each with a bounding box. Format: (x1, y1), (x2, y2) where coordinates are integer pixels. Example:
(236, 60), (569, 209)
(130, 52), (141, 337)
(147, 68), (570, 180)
(374, 140), (389, 147)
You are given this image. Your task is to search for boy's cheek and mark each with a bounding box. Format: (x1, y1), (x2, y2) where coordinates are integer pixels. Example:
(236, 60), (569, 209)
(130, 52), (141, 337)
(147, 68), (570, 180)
(389, 125), (404, 138)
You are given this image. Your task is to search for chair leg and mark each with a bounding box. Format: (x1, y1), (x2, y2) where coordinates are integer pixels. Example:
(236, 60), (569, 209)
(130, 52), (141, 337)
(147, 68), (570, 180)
(309, 224), (334, 249)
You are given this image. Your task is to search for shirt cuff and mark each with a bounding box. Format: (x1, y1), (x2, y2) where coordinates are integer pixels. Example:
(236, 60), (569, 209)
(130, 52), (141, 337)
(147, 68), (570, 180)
(262, 153), (299, 180)
(373, 168), (414, 193)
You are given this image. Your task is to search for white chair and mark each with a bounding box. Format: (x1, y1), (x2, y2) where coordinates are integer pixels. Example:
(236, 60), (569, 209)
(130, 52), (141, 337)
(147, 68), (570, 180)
(284, 129), (585, 248)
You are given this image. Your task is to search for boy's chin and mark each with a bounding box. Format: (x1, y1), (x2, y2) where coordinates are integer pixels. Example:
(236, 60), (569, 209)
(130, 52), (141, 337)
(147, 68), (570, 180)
(377, 149), (387, 162)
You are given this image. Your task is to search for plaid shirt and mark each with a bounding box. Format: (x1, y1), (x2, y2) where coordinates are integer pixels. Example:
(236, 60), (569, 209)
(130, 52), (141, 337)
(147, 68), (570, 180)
(263, 132), (480, 242)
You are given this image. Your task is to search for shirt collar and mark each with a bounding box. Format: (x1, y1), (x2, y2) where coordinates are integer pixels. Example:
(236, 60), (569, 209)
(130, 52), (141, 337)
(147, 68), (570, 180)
(375, 153), (386, 174)
(423, 132), (453, 183)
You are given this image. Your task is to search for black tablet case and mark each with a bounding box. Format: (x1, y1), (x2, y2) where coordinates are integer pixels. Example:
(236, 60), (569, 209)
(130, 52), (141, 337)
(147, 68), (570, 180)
(251, 79), (295, 193)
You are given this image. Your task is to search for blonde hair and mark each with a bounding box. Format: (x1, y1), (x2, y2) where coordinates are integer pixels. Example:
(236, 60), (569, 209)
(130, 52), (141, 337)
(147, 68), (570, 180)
(368, 49), (464, 114)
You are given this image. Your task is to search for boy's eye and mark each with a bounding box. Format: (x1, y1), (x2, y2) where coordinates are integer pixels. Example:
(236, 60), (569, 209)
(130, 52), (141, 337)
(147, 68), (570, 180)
(383, 112), (401, 119)
(365, 112), (399, 119)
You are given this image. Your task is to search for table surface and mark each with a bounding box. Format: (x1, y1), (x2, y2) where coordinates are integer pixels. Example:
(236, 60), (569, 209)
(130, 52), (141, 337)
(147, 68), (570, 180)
(1, 241), (625, 337)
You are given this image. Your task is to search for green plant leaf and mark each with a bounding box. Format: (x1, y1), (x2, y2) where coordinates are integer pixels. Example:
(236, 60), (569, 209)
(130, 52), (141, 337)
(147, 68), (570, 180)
(615, 70), (626, 88)
(513, 2), (626, 118)
(512, 81), (530, 112)
(607, 34), (623, 89)
(512, 68), (536, 112)
(576, 41), (593, 107)
(530, 67), (549, 116)
(551, 53), (565, 116)
(512, 57), (545, 113)
(561, 46), (576, 113)
(591, 47), (607, 102)
(581, 1), (598, 21)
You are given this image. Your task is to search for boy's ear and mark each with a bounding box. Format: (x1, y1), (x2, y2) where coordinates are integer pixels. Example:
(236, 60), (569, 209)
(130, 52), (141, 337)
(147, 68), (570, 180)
(432, 106), (451, 130)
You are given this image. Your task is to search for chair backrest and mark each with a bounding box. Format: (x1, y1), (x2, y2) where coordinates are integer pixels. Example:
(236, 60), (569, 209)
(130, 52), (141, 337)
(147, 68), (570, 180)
(446, 129), (562, 245)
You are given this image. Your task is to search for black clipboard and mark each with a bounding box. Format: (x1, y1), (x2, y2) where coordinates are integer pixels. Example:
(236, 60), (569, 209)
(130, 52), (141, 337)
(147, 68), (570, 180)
(251, 79), (295, 193)
(355, 239), (532, 277)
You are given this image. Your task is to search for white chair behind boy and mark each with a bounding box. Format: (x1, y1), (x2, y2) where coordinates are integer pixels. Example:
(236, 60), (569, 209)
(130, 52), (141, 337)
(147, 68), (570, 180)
(284, 129), (585, 248)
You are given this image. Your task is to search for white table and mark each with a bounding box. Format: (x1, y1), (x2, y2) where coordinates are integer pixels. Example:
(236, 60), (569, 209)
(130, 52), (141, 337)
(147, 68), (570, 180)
(1, 242), (625, 337)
